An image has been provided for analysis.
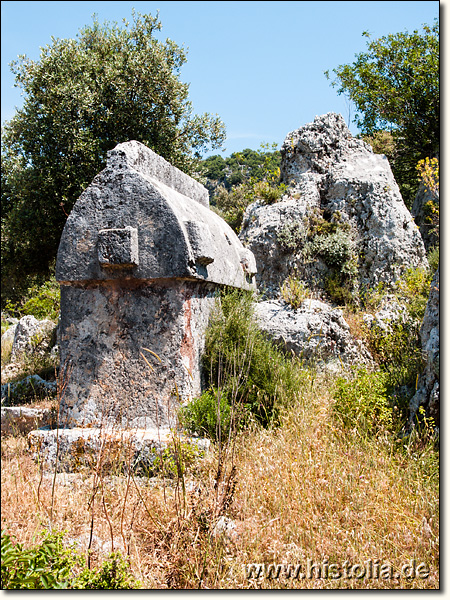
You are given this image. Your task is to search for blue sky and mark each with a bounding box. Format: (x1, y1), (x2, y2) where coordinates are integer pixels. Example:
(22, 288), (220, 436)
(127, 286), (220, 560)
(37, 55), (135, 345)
(1, 0), (440, 157)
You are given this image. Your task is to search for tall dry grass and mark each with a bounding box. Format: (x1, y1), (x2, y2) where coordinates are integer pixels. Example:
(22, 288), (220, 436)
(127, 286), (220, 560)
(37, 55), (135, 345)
(1, 369), (438, 589)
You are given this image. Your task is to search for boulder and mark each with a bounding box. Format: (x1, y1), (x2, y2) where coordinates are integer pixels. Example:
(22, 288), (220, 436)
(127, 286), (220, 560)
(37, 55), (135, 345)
(240, 113), (428, 299)
(1, 323), (17, 365)
(255, 299), (373, 369)
(409, 268), (439, 429)
(1, 323), (18, 347)
(10, 315), (57, 362)
(363, 295), (408, 333)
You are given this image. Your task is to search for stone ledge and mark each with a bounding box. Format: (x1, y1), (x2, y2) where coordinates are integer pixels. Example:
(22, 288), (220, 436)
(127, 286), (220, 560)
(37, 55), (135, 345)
(28, 427), (210, 473)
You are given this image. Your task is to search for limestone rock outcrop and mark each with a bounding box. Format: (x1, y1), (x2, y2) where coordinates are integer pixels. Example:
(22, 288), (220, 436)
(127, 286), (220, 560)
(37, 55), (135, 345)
(409, 267), (439, 429)
(256, 299), (373, 369)
(411, 181), (439, 251)
(10, 315), (56, 362)
(240, 113), (428, 299)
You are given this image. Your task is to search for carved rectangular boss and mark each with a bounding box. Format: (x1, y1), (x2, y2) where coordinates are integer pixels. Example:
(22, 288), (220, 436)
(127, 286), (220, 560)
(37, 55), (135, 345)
(98, 226), (139, 268)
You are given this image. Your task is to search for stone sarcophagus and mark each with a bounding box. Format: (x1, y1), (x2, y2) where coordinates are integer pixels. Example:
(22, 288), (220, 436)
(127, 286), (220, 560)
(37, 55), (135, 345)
(56, 141), (256, 429)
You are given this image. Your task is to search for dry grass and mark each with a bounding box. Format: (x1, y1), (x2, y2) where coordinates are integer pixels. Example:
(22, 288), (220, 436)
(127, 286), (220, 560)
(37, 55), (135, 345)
(1, 371), (439, 589)
(1, 337), (13, 367)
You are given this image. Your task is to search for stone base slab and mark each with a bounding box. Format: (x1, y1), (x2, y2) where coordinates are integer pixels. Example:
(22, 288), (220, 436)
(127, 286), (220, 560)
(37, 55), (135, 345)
(27, 426), (210, 474)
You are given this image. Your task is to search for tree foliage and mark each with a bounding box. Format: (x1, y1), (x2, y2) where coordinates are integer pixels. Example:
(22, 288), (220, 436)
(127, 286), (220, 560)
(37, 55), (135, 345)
(325, 20), (439, 207)
(1, 11), (225, 300)
(201, 144), (283, 232)
(202, 145), (281, 190)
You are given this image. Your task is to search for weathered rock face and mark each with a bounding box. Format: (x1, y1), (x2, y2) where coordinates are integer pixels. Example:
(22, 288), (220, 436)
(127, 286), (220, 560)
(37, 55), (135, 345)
(256, 299), (373, 369)
(56, 141), (256, 429)
(10, 316), (56, 362)
(363, 295), (409, 333)
(409, 267), (439, 429)
(240, 113), (428, 299)
(411, 181), (439, 251)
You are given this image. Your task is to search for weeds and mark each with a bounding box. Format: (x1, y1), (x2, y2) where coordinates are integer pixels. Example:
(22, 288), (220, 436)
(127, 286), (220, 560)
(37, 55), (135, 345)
(332, 368), (393, 435)
(1, 271), (439, 589)
(199, 288), (306, 431)
(280, 275), (310, 309)
(1, 370), (439, 589)
(3, 277), (60, 321)
(180, 388), (232, 441)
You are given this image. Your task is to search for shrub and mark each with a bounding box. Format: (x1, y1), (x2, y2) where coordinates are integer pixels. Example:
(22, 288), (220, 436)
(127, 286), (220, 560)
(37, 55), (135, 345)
(140, 440), (206, 478)
(370, 322), (424, 384)
(253, 180), (286, 205)
(72, 553), (140, 589)
(427, 245), (439, 273)
(20, 279), (60, 321)
(307, 229), (355, 269)
(192, 289), (305, 431)
(1, 529), (74, 589)
(392, 267), (432, 321)
(324, 272), (356, 306)
(361, 266), (432, 421)
(179, 388), (232, 441)
(212, 184), (251, 233)
(1, 529), (140, 590)
(276, 221), (306, 253)
(4, 277), (60, 321)
(333, 368), (393, 434)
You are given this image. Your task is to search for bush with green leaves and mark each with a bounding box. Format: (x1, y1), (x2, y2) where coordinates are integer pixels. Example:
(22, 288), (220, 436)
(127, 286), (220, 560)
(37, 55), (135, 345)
(3, 277), (60, 321)
(276, 221), (306, 253)
(140, 440), (205, 478)
(361, 266), (432, 421)
(427, 245), (439, 274)
(333, 368), (393, 435)
(193, 288), (305, 432)
(1, 529), (140, 590)
(211, 184), (253, 233)
(306, 229), (355, 269)
(72, 552), (140, 589)
(180, 388), (232, 441)
(253, 179), (286, 205)
(324, 272), (356, 306)
(1, 530), (74, 589)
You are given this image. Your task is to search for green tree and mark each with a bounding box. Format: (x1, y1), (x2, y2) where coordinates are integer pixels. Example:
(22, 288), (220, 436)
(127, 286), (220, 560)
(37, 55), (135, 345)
(202, 145), (281, 191)
(205, 144), (285, 233)
(325, 20), (439, 207)
(1, 11), (225, 302)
